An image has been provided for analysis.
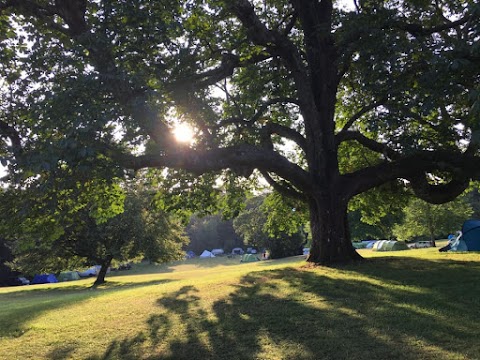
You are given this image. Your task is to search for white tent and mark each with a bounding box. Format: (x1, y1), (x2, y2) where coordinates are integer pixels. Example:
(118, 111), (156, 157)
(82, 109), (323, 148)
(200, 250), (215, 258)
(211, 248), (224, 255)
(231, 247), (244, 255)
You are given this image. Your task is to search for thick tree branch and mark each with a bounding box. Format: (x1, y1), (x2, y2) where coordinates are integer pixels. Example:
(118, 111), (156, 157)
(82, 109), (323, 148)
(1, 0), (86, 36)
(228, 0), (275, 42)
(228, 0), (312, 107)
(0, 0), (56, 17)
(280, 11), (298, 37)
(0, 118), (22, 157)
(214, 99), (306, 153)
(168, 53), (241, 93)
(408, 173), (470, 204)
(385, 104), (438, 130)
(343, 150), (480, 201)
(289, 0), (338, 97)
(261, 123), (307, 153)
(117, 144), (312, 193)
(19, 2), (172, 148)
(394, 14), (473, 37)
(260, 170), (306, 201)
(337, 98), (386, 135)
(336, 130), (399, 160)
(218, 97), (300, 127)
(169, 50), (272, 97)
(250, 97), (300, 123)
(53, 0), (87, 36)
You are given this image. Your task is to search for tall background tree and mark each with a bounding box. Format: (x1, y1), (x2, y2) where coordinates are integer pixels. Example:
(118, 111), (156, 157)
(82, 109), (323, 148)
(0, 0), (479, 264)
(0, 180), (188, 286)
(186, 214), (243, 254)
(393, 197), (473, 243)
(233, 194), (308, 258)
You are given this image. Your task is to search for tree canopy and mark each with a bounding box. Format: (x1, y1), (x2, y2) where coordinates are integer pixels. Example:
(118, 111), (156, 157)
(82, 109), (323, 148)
(0, 183), (188, 285)
(394, 197), (473, 242)
(186, 214), (243, 254)
(233, 194), (307, 258)
(0, 0), (479, 264)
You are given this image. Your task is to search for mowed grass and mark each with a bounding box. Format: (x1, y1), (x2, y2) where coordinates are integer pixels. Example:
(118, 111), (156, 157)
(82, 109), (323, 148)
(1, 244), (480, 360)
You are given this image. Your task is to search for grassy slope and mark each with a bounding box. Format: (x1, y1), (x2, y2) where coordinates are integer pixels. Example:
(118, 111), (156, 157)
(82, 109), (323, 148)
(1, 246), (479, 360)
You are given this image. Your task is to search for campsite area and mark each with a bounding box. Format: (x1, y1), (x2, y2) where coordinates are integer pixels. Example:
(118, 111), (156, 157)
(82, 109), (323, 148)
(1, 244), (480, 360)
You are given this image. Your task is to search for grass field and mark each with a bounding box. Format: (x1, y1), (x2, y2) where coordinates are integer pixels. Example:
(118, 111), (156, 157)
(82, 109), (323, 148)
(1, 244), (480, 360)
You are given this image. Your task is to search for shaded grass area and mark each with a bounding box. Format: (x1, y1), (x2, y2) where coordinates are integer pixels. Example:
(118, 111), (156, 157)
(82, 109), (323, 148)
(0, 279), (173, 339)
(87, 257), (480, 360)
(1, 253), (479, 359)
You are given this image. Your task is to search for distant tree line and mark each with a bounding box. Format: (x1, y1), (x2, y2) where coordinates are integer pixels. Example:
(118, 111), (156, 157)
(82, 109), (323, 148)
(186, 215), (244, 255)
(349, 185), (480, 242)
(185, 193), (308, 259)
(2, 182), (480, 286)
(0, 181), (188, 286)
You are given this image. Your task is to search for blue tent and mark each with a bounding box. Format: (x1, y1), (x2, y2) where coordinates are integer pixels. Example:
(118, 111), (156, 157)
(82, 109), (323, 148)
(31, 274), (58, 284)
(440, 219), (480, 252)
(365, 241), (377, 249)
(185, 250), (196, 259)
(460, 219), (480, 251)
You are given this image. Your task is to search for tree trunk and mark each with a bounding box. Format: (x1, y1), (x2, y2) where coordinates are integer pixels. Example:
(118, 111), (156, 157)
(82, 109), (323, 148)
(307, 195), (363, 264)
(93, 256), (113, 287)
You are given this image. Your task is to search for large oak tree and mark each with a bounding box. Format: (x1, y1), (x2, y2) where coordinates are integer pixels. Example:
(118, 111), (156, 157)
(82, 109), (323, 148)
(0, 0), (479, 264)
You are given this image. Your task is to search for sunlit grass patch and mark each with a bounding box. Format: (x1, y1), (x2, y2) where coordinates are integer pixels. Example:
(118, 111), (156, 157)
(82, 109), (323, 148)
(0, 251), (479, 359)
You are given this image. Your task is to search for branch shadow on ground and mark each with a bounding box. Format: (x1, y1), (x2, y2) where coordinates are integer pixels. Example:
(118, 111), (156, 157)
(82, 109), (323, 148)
(66, 257), (480, 359)
(0, 279), (174, 340)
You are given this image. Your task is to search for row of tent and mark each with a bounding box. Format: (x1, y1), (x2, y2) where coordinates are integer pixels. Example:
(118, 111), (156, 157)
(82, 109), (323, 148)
(196, 247), (247, 258)
(352, 219), (480, 253)
(352, 240), (410, 251)
(30, 271), (81, 285)
(29, 267), (104, 285)
(372, 240), (409, 251)
(197, 249), (261, 263)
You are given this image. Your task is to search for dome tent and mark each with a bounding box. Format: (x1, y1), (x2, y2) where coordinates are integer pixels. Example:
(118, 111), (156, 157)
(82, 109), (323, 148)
(240, 254), (260, 263)
(31, 274), (58, 284)
(58, 271), (81, 282)
(199, 250), (215, 258)
(440, 219), (480, 252)
(211, 248), (224, 256)
(372, 240), (409, 251)
(365, 241), (377, 249)
(231, 247), (244, 255)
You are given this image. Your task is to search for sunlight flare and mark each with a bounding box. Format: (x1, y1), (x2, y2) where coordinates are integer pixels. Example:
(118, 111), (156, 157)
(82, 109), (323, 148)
(173, 123), (194, 144)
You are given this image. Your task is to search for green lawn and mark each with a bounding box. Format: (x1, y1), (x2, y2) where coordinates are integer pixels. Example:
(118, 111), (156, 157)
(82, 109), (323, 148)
(1, 246), (480, 359)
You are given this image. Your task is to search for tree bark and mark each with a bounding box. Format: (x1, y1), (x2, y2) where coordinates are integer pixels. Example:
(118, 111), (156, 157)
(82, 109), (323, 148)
(307, 193), (363, 264)
(93, 256), (113, 287)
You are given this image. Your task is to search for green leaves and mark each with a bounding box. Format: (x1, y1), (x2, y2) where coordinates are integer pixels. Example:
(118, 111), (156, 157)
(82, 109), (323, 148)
(393, 197), (473, 241)
(0, 180), (188, 276)
(232, 193), (307, 258)
(0, 0), (478, 265)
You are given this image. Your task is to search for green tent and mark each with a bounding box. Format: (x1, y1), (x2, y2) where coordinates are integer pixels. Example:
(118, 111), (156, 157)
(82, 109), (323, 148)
(58, 271), (81, 282)
(240, 254), (260, 263)
(352, 242), (367, 249)
(372, 240), (409, 251)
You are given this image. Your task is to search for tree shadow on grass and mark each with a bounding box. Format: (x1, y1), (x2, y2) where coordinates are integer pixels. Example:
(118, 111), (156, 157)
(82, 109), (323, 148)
(182, 257), (252, 268)
(109, 264), (176, 277)
(46, 345), (76, 360)
(94, 279), (173, 290)
(85, 333), (149, 360)
(0, 279), (175, 340)
(0, 279), (173, 298)
(59, 257), (480, 359)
